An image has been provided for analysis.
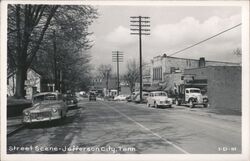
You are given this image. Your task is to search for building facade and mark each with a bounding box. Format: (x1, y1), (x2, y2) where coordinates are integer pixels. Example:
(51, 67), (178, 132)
(134, 62), (152, 91)
(150, 54), (240, 89)
(184, 66), (241, 114)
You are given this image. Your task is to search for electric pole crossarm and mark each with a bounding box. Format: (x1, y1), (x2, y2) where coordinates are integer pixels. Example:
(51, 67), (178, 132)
(130, 20), (150, 23)
(130, 16), (150, 19)
(130, 29), (150, 31)
(131, 32), (150, 35)
(130, 24), (150, 27)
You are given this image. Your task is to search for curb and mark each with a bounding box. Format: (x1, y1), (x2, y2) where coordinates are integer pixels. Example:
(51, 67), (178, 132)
(7, 125), (24, 137)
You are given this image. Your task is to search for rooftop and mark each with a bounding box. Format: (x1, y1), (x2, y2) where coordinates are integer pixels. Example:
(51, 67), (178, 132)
(152, 54), (240, 65)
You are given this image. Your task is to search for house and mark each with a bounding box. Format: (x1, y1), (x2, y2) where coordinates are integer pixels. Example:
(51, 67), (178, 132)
(7, 68), (41, 99)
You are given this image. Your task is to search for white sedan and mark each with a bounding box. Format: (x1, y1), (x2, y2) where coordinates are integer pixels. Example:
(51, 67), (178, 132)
(114, 95), (127, 101)
(147, 91), (172, 108)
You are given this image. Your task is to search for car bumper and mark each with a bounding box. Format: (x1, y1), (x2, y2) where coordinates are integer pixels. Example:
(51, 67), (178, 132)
(67, 103), (77, 107)
(193, 101), (208, 105)
(158, 102), (172, 107)
(22, 113), (62, 123)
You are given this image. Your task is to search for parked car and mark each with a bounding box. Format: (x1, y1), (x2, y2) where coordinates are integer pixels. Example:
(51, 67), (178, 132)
(89, 92), (96, 101)
(22, 92), (68, 124)
(104, 95), (114, 101)
(147, 91), (172, 108)
(79, 91), (88, 98)
(114, 95), (127, 101)
(63, 93), (78, 108)
(126, 95), (132, 102)
(133, 92), (149, 103)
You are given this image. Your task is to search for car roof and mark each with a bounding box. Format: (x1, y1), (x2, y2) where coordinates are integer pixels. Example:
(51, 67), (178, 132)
(186, 88), (200, 90)
(33, 92), (60, 97)
(150, 91), (166, 93)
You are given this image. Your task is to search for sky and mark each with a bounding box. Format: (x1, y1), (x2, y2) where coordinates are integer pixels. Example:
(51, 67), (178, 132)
(87, 5), (241, 74)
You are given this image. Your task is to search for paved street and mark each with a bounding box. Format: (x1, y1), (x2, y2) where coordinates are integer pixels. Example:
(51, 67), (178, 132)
(7, 99), (241, 154)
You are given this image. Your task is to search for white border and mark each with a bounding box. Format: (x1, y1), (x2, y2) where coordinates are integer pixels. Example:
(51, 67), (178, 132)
(1, 1), (249, 161)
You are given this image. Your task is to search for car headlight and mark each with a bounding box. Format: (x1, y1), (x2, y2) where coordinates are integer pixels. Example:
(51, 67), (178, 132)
(24, 111), (30, 116)
(52, 108), (58, 113)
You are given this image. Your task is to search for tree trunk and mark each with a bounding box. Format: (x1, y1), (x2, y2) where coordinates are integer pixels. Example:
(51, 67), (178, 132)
(15, 67), (27, 98)
(53, 30), (58, 91)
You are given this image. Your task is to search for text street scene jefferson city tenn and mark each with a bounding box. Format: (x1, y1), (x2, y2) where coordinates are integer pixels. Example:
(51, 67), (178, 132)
(6, 4), (242, 155)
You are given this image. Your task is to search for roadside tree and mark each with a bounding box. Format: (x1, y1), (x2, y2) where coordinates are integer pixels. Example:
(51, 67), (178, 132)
(97, 64), (112, 91)
(8, 5), (98, 97)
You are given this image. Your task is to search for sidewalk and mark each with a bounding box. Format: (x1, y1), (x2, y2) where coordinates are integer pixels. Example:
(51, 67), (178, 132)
(176, 106), (241, 123)
(7, 116), (23, 135)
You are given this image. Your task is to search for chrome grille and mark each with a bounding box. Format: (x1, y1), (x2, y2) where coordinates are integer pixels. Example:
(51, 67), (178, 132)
(30, 112), (51, 119)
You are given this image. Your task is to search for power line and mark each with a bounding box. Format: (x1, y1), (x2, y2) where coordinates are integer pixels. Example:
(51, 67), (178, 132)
(168, 23), (242, 57)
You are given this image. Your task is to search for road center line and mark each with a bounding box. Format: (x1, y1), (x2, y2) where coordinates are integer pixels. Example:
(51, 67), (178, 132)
(99, 101), (189, 154)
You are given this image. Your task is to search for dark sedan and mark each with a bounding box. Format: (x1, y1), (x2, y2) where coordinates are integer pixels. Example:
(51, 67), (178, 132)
(63, 93), (78, 108)
(89, 92), (96, 101)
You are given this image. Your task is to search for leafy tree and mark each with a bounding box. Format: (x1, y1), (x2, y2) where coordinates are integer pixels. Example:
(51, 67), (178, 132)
(8, 5), (59, 98)
(123, 59), (140, 93)
(31, 5), (97, 92)
(123, 59), (148, 93)
(97, 64), (112, 91)
(8, 5), (98, 97)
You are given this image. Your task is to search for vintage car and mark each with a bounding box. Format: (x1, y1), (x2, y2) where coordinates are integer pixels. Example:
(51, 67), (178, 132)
(133, 92), (149, 103)
(114, 95), (127, 101)
(147, 91), (172, 108)
(89, 92), (97, 101)
(63, 93), (78, 108)
(126, 95), (132, 102)
(22, 92), (68, 124)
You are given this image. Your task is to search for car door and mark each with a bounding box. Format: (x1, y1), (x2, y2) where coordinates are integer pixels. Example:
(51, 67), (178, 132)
(148, 93), (153, 105)
(185, 89), (189, 102)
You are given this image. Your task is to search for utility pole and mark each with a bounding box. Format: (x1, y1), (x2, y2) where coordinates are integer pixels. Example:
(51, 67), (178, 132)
(130, 16), (150, 103)
(112, 51), (123, 96)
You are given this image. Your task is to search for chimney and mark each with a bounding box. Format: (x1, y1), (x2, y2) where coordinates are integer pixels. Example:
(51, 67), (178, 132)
(199, 57), (205, 67)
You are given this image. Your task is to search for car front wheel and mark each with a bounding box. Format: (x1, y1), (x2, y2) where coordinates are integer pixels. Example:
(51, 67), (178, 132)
(189, 100), (194, 108)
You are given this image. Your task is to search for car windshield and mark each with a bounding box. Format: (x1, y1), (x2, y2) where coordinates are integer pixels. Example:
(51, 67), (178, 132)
(190, 90), (201, 93)
(154, 92), (167, 96)
(33, 94), (57, 103)
(65, 94), (74, 98)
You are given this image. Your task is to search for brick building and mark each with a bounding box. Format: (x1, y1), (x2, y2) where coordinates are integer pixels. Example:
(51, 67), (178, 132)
(184, 66), (241, 114)
(150, 54), (240, 89)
